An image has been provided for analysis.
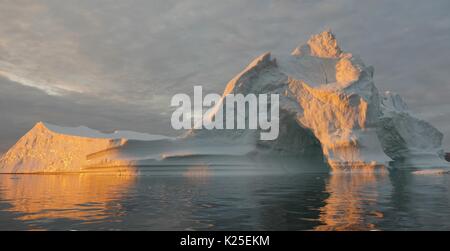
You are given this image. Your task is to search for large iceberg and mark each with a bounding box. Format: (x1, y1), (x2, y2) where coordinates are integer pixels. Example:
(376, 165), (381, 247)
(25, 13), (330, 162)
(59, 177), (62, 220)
(191, 30), (447, 170)
(0, 30), (448, 173)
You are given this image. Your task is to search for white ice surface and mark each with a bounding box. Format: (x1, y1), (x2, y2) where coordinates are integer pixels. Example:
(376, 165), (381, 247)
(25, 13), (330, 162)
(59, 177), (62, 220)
(43, 122), (171, 141)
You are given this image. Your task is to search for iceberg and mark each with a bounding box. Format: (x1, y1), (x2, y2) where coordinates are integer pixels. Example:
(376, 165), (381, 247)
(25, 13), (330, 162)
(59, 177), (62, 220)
(191, 30), (447, 170)
(0, 122), (172, 173)
(1, 30), (448, 173)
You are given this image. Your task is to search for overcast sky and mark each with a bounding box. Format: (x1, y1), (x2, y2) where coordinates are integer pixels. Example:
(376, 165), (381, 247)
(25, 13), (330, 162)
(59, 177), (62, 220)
(0, 0), (449, 152)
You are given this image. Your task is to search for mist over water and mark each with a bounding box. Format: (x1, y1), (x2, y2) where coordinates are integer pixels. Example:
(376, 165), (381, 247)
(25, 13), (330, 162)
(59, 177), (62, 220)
(1, 164), (450, 231)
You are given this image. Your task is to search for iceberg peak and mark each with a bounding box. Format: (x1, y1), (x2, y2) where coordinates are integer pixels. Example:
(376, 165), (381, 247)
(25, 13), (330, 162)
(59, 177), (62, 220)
(292, 29), (342, 58)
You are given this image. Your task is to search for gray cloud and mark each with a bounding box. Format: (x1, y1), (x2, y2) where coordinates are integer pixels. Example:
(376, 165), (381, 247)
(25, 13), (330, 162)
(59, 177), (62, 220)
(0, 0), (449, 150)
(0, 76), (174, 153)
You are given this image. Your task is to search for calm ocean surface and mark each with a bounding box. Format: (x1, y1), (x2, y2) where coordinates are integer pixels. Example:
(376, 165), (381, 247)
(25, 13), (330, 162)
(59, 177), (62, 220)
(1, 165), (450, 231)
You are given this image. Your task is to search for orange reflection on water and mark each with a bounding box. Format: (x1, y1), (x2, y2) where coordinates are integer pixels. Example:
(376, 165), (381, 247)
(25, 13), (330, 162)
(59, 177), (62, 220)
(0, 173), (136, 222)
(183, 166), (212, 179)
(315, 168), (388, 231)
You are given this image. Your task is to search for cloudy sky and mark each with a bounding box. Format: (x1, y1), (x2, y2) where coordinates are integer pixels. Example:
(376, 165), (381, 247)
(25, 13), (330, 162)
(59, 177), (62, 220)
(0, 0), (449, 152)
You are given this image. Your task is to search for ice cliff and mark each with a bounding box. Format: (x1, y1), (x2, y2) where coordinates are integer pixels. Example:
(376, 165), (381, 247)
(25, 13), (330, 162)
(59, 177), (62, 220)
(0, 30), (447, 173)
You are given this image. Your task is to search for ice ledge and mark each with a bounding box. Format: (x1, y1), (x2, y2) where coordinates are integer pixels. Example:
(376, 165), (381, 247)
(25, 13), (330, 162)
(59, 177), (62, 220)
(37, 121), (171, 141)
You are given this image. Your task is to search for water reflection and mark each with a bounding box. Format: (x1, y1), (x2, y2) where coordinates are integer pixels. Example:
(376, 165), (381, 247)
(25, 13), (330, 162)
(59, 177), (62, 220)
(183, 166), (212, 179)
(316, 170), (390, 230)
(1, 166), (450, 230)
(0, 174), (135, 224)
